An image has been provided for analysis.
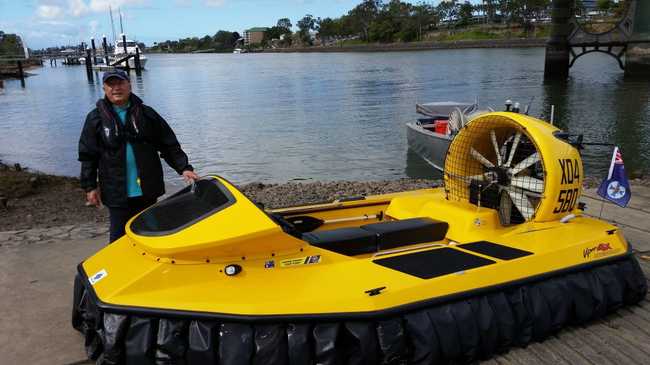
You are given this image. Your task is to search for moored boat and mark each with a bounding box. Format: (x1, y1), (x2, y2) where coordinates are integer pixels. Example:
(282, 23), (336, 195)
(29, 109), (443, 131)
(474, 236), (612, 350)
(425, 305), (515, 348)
(112, 38), (147, 69)
(406, 101), (479, 171)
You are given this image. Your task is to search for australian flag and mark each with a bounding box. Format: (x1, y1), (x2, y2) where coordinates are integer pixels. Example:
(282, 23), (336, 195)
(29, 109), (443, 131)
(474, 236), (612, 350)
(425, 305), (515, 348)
(597, 147), (631, 207)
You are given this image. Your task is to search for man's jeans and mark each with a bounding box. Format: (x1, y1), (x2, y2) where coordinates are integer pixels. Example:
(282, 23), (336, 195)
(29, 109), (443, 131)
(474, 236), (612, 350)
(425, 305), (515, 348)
(108, 197), (157, 243)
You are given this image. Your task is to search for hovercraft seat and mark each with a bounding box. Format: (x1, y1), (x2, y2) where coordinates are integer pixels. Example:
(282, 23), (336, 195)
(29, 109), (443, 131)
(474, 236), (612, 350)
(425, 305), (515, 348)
(303, 218), (448, 256)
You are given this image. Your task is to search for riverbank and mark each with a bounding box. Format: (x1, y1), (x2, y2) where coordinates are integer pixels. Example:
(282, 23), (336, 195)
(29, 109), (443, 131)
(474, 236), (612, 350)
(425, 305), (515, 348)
(152, 38), (546, 54)
(0, 161), (437, 231)
(263, 38), (546, 53)
(0, 60), (41, 80)
(3, 160), (650, 232)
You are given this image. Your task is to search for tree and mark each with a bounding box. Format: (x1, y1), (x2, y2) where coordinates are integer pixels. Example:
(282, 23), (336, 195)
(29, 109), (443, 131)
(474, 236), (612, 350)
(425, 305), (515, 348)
(369, 19), (396, 42)
(214, 30), (236, 48)
(437, 0), (459, 26)
(458, 1), (474, 26)
(412, 2), (436, 40)
(482, 0), (497, 23)
(297, 14), (317, 44)
(263, 26), (293, 46)
(318, 17), (340, 42)
(277, 18), (292, 30)
(348, 0), (382, 41)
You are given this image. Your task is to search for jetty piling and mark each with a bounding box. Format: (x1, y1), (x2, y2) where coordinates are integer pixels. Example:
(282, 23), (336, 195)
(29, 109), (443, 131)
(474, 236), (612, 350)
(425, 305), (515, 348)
(121, 34), (130, 72)
(90, 38), (97, 65)
(134, 48), (142, 76)
(84, 48), (93, 82)
(16, 60), (25, 87)
(102, 36), (109, 65)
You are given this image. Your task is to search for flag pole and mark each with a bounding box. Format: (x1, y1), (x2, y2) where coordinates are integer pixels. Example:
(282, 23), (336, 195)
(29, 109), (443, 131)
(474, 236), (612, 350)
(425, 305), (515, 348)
(598, 195), (606, 220)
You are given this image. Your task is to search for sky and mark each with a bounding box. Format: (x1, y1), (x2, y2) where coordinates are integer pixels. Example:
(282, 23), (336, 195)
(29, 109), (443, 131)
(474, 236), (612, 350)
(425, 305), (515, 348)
(0, 0), (387, 49)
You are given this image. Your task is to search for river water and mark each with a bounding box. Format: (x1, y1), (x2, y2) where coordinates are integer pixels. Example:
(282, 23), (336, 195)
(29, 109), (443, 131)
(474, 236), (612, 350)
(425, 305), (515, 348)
(1, 49), (648, 187)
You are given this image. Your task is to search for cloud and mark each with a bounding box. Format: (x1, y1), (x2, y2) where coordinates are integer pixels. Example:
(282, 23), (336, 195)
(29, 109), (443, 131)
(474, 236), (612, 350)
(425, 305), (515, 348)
(175, 0), (192, 6)
(61, 0), (147, 17)
(68, 0), (89, 17)
(89, 19), (99, 34)
(36, 4), (65, 19)
(204, 0), (225, 7)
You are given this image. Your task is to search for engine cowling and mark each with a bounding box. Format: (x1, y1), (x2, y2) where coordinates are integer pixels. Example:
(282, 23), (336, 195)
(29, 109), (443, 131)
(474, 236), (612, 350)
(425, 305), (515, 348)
(444, 112), (583, 224)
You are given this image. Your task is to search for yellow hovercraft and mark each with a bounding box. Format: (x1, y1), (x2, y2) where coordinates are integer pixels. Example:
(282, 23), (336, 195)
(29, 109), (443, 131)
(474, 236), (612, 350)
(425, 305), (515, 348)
(72, 112), (647, 365)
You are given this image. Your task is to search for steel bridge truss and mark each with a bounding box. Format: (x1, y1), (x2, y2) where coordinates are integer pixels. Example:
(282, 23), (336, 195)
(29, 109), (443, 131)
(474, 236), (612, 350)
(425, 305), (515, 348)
(567, 0), (638, 70)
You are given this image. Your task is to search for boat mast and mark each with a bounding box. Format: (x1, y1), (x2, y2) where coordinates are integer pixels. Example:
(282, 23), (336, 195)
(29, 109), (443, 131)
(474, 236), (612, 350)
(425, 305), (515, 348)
(109, 5), (117, 44)
(119, 7), (124, 35)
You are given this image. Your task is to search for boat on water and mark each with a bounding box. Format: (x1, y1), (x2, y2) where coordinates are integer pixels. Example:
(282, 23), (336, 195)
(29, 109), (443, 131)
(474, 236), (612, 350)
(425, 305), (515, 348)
(71, 111), (646, 364)
(406, 101), (480, 171)
(112, 38), (147, 68)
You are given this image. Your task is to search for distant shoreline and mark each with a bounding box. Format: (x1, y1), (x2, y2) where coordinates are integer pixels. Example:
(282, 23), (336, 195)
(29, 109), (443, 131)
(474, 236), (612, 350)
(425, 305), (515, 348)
(262, 38), (547, 53)
(148, 38), (547, 55)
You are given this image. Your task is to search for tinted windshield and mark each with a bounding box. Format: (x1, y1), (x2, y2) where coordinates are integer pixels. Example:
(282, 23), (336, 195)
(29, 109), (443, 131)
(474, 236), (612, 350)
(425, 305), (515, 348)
(117, 42), (137, 47)
(130, 178), (235, 236)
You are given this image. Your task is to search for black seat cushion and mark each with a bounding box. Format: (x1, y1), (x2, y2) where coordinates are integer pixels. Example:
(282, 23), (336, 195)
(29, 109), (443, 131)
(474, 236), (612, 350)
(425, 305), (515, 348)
(303, 228), (377, 256)
(361, 218), (448, 251)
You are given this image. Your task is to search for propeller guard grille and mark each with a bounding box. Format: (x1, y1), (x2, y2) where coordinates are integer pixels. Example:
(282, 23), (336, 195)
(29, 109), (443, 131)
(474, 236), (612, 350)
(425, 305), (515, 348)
(444, 114), (546, 224)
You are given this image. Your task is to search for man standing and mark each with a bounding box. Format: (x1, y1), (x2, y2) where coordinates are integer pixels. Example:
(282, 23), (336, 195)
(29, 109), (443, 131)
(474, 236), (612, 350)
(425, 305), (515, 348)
(79, 70), (199, 242)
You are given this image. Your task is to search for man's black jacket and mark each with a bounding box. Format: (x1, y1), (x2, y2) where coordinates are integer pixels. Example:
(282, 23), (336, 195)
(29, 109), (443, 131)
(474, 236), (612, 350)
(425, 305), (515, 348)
(78, 94), (192, 208)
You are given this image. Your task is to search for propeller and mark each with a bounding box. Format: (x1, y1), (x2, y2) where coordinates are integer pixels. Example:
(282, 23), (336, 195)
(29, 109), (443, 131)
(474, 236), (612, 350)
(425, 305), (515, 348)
(471, 148), (494, 168)
(466, 130), (543, 222)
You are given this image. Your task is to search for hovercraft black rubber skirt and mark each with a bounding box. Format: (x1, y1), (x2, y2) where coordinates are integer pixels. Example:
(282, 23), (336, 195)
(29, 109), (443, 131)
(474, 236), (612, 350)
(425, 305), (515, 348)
(72, 254), (647, 365)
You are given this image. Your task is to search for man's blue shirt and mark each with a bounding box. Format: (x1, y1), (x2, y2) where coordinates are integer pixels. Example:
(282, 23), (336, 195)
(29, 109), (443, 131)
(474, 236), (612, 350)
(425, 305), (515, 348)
(113, 103), (143, 198)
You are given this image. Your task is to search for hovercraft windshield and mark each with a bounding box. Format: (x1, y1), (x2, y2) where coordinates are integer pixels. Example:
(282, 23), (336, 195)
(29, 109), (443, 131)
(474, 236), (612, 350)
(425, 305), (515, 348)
(130, 177), (235, 236)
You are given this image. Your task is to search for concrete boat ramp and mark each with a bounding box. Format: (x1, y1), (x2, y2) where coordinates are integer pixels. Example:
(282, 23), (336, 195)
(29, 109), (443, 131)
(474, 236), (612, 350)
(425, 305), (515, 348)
(0, 185), (649, 365)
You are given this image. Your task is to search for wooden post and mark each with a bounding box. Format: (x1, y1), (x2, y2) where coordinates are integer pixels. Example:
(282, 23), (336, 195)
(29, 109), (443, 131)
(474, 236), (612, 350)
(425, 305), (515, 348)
(17, 60), (25, 87)
(91, 37), (98, 65)
(102, 35), (109, 65)
(134, 47), (142, 76)
(121, 34), (130, 72)
(85, 48), (93, 82)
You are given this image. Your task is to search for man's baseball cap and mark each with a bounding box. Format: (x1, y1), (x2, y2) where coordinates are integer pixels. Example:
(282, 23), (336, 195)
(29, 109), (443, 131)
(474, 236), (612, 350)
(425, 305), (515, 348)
(102, 69), (130, 83)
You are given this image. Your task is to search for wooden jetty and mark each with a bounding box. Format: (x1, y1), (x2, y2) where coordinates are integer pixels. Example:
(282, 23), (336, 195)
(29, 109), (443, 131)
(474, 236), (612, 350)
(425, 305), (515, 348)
(486, 184), (650, 364)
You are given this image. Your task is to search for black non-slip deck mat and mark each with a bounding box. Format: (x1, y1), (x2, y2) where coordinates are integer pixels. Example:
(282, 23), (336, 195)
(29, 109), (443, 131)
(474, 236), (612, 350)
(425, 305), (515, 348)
(459, 241), (533, 260)
(373, 248), (495, 279)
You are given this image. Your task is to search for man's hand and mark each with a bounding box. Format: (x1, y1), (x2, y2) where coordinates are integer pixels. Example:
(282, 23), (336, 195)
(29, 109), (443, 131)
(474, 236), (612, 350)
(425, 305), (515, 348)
(182, 170), (200, 183)
(86, 189), (102, 207)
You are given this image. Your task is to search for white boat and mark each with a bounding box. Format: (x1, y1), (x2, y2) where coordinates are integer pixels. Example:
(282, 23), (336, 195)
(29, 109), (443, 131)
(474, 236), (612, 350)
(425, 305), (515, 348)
(233, 48), (242, 54)
(112, 38), (147, 68)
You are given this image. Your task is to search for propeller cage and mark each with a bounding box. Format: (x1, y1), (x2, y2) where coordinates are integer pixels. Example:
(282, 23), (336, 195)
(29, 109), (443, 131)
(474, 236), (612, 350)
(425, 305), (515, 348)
(444, 114), (546, 225)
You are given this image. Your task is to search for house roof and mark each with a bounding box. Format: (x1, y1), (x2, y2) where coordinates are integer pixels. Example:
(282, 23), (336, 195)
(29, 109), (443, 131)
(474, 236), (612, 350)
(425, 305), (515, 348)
(246, 27), (268, 33)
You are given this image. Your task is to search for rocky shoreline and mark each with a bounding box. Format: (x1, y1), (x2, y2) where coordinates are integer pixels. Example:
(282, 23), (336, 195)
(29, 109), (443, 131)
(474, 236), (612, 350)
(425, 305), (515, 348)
(0, 160), (439, 233)
(2, 160), (649, 244)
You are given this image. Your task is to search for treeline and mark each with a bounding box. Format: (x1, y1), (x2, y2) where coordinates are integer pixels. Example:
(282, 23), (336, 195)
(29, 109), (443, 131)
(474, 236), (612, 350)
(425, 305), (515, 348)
(150, 30), (241, 53)
(0, 31), (24, 58)
(311, 0), (553, 44)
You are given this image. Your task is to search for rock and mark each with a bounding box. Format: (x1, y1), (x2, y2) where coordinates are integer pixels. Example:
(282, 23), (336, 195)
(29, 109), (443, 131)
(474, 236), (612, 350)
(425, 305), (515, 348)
(0, 196), (7, 209)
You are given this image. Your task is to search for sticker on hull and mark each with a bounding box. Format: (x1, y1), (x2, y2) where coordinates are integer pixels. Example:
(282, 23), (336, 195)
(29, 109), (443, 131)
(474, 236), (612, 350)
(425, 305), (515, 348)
(89, 269), (108, 285)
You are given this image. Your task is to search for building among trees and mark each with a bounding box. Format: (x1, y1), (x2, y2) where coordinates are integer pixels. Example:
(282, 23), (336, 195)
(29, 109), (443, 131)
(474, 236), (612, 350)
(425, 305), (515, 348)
(243, 27), (268, 46)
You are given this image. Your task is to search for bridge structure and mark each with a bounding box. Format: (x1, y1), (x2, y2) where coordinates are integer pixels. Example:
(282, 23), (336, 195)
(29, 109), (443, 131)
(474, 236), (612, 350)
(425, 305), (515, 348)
(544, 0), (650, 78)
